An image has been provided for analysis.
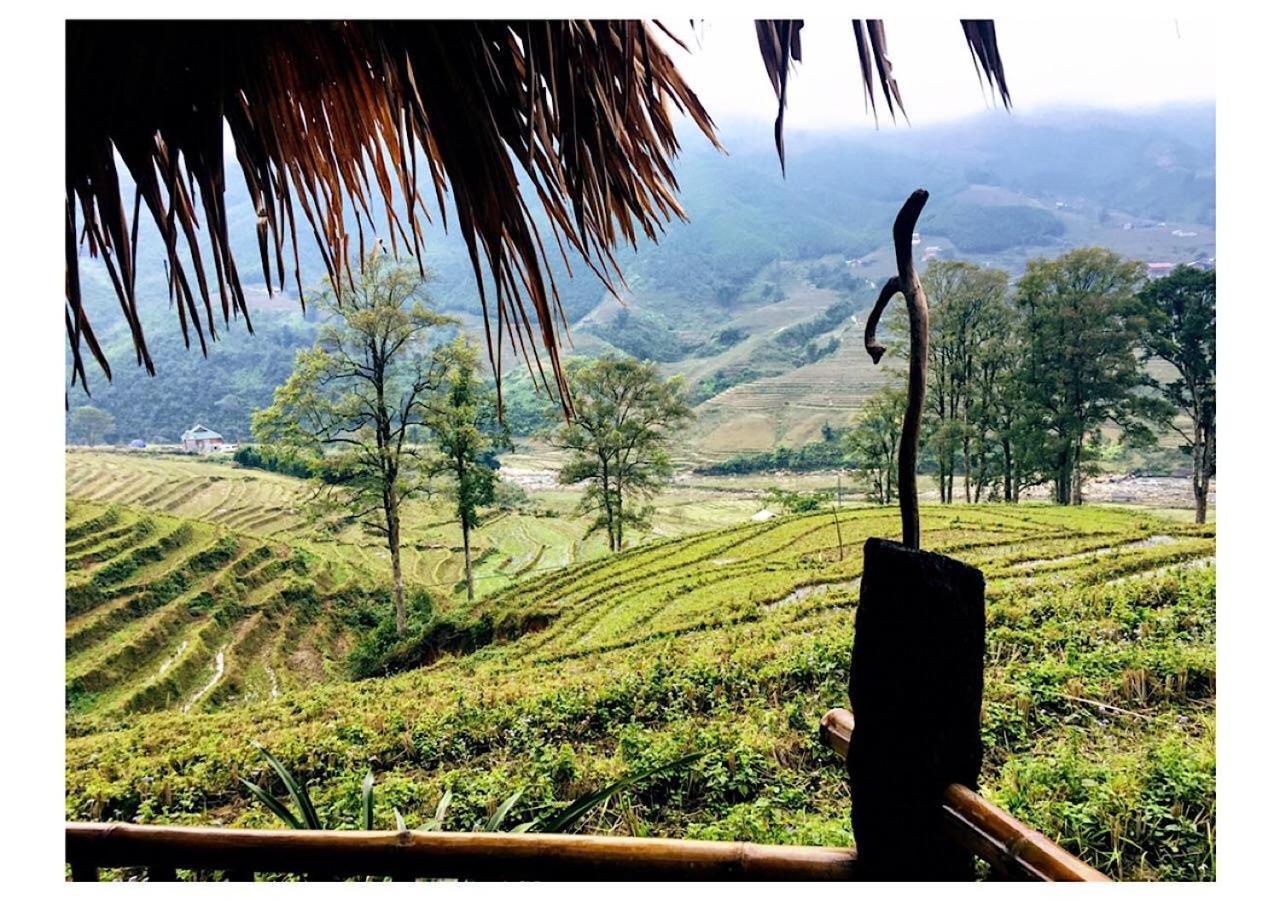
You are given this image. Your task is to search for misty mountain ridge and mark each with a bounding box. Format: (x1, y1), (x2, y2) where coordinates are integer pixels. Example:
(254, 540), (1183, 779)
(68, 104), (1215, 449)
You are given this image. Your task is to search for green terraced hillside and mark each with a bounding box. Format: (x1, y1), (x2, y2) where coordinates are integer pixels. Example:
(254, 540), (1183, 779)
(65, 500), (374, 718)
(65, 502), (1215, 880)
(64, 451), (770, 603)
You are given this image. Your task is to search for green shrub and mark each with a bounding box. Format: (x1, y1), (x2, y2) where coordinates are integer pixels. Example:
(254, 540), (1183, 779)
(233, 445), (321, 480)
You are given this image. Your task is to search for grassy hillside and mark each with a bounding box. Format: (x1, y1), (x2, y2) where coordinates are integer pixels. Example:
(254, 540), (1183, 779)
(66, 500), (1214, 880)
(65, 499), (364, 717)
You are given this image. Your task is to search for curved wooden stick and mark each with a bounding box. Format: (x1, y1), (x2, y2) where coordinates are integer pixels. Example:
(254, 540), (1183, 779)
(862, 276), (901, 364)
(863, 189), (929, 549)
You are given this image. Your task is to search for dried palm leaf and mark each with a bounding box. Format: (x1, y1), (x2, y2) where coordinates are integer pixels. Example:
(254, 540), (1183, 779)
(961, 20), (1013, 109)
(66, 21), (720, 413)
(754, 20), (804, 173)
(67, 19), (1011, 408)
(759, 19), (1012, 155)
(866, 20), (908, 125)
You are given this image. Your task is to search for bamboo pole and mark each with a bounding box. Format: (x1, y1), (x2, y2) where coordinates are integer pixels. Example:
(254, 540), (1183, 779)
(66, 823), (858, 881)
(819, 708), (1110, 882)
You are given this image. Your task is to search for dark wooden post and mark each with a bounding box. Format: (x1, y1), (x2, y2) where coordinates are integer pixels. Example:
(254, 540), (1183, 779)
(848, 537), (985, 880)
(69, 862), (99, 882)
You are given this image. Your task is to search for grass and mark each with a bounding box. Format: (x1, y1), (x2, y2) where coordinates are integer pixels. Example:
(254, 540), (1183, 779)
(64, 487), (1215, 881)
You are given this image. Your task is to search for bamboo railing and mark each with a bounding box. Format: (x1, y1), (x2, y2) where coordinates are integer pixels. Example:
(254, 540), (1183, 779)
(64, 710), (1107, 882)
(64, 823), (857, 881)
(819, 708), (1109, 882)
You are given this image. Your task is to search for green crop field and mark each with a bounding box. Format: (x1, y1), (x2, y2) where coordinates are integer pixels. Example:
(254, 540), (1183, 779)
(65, 488), (1215, 881)
(65, 499), (366, 717)
(65, 451), (772, 604)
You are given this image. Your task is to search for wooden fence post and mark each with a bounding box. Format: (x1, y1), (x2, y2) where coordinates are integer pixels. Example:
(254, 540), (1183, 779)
(848, 537), (985, 880)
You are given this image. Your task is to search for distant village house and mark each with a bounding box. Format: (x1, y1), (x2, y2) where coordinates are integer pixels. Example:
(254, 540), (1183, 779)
(181, 425), (224, 454)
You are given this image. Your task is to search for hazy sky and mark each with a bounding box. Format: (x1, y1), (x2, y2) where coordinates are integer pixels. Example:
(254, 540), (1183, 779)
(662, 17), (1215, 130)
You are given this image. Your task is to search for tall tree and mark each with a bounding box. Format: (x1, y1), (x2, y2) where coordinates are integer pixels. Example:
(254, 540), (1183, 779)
(1012, 248), (1151, 505)
(987, 340), (1041, 503)
(550, 356), (693, 551)
(917, 261), (1012, 503)
(253, 253), (455, 633)
(846, 383), (908, 505)
(918, 262), (965, 503)
(68, 405), (116, 446)
(1135, 266), (1216, 523)
(427, 338), (511, 603)
(963, 276), (1018, 503)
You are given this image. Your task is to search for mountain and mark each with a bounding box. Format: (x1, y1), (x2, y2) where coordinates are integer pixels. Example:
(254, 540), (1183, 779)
(67, 104), (1215, 450)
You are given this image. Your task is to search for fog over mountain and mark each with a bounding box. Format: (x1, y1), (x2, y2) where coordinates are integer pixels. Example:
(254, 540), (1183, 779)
(69, 104), (1214, 447)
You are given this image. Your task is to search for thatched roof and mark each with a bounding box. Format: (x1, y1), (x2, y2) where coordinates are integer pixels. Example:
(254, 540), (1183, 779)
(66, 19), (1009, 409)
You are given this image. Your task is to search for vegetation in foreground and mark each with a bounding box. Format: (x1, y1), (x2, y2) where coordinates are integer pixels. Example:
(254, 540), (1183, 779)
(67, 500), (1214, 881)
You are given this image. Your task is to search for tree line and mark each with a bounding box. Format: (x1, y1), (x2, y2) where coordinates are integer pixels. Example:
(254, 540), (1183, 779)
(158, 247), (1215, 638)
(845, 251), (1215, 522)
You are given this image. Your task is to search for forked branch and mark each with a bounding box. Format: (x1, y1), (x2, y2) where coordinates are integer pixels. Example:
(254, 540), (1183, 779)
(863, 189), (929, 549)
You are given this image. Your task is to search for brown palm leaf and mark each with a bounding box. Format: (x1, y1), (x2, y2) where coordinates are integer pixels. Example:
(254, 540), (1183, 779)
(754, 20), (804, 174)
(66, 20), (1011, 408)
(65, 21), (720, 413)
(961, 20), (1013, 109)
(757, 18), (1012, 157)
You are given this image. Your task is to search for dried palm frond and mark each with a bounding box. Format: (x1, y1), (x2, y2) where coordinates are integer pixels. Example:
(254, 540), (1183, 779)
(754, 20), (804, 174)
(864, 20), (908, 125)
(66, 20), (720, 412)
(756, 18), (1012, 159)
(961, 20), (1013, 110)
(67, 19), (1012, 407)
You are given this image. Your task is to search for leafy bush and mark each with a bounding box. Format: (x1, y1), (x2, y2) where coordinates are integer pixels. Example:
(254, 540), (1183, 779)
(698, 437), (850, 475)
(583, 308), (694, 363)
(345, 590), (443, 678)
(233, 445), (322, 480)
(776, 296), (860, 348)
(241, 743), (703, 835)
(689, 367), (761, 405)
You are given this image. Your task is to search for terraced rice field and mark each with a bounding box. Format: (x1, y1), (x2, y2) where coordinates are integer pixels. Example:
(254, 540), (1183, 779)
(66, 500), (1215, 880)
(65, 500), (363, 719)
(689, 334), (892, 459)
(67, 451), (761, 602)
(65, 454), (305, 534)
